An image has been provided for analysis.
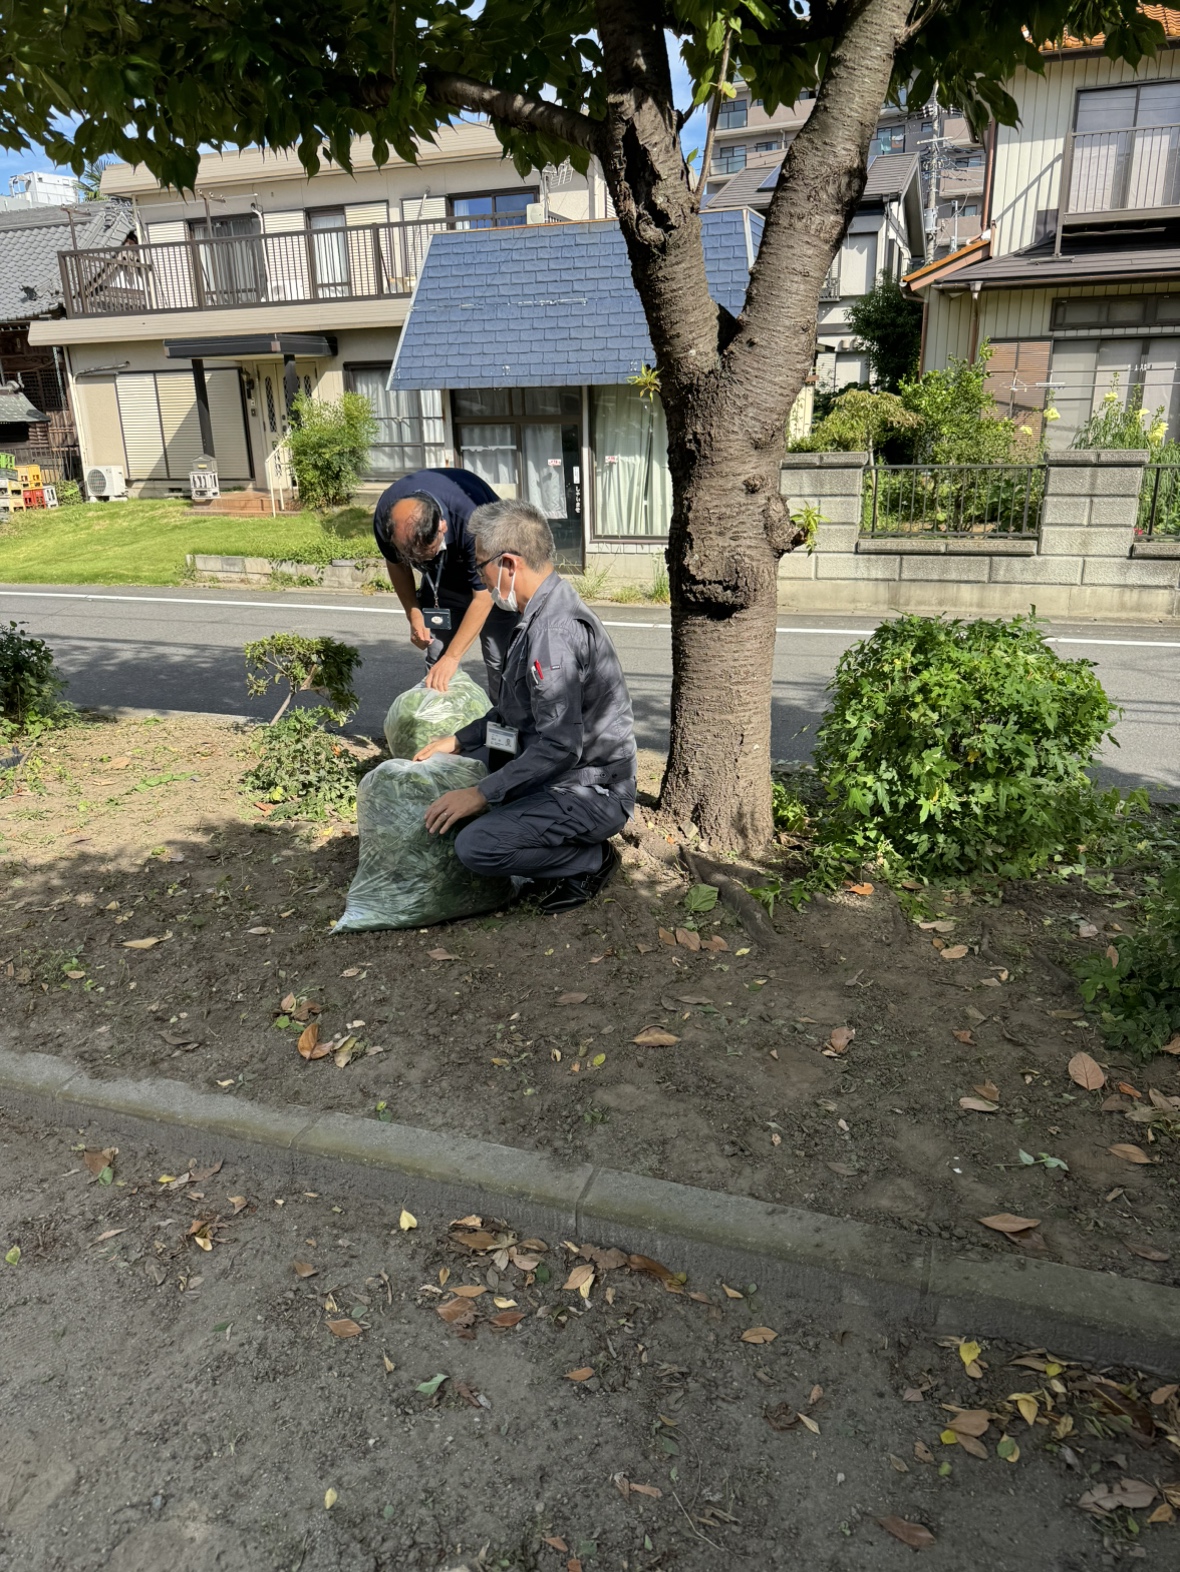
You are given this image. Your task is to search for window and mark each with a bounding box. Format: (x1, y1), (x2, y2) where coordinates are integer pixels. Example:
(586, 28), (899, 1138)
(713, 145), (747, 174)
(873, 126), (906, 155)
(1068, 83), (1180, 215)
(344, 366), (445, 478)
(754, 139), (781, 153)
(591, 387), (671, 539)
(448, 189), (538, 229)
(1047, 337), (1180, 446)
(797, 89), (816, 101)
(308, 206), (349, 297)
(1049, 295), (1180, 330)
(453, 387), (583, 562)
(188, 213), (264, 307)
(718, 98), (748, 130)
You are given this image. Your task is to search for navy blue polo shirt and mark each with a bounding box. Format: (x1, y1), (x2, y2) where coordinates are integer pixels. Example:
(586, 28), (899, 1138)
(373, 468), (499, 606)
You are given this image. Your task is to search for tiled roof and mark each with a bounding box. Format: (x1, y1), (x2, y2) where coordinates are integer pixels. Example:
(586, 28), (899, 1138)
(707, 149), (919, 211)
(0, 202), (135, 326)
(935, 238), (1180, 288)
(389, 212), (763, 391)
(0, 385), (49, 423)
(1042, 3), (1180, 50)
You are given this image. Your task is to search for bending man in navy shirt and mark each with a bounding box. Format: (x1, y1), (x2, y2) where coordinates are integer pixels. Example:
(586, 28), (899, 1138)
(373, 467), (519, 702)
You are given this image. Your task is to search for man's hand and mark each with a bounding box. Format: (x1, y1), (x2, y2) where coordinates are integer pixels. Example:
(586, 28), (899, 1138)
(413, 735), (460, 763)
(424, 786), (488, 835)
(409, 609), (433, 651)
(423, 653), (460, 692)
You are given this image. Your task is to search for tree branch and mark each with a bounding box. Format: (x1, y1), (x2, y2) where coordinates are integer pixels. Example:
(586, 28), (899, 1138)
(693, 24), (733, 208)
(420, 69), (599, 153)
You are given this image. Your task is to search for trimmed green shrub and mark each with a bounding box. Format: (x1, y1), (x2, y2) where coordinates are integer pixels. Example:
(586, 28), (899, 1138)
(813, 614), (1119, 877)
(288, 392), (378, 510)
(1078, 869), (1180, 1062)
(243, 706), (361, 820)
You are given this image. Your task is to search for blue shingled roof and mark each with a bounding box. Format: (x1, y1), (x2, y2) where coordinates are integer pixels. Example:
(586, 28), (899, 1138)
(389, 210), (764, 391)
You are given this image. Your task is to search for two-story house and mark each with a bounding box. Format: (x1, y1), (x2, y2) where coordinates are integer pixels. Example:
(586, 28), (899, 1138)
(27, 123), (606, 502)
(909, 7), (1180, 445)
(706, 151), (926, 391)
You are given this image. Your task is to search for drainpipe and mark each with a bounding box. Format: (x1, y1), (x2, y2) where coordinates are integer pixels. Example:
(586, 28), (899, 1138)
(968, 280), (983, 361)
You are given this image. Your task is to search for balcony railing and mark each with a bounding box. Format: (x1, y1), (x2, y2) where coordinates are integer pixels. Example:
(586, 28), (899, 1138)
(1062, 122), (1180, 223)
(862, 464), (1046, 539)
(58, 214), (529, 318)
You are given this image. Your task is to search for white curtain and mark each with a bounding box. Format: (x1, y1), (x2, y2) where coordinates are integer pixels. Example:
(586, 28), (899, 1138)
(591, 386), (672, 537)
(457, 423), (518, 495)
(522, 423), (568, 519)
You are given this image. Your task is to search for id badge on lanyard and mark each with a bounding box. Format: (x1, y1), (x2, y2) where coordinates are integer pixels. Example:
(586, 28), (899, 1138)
(421, 552), (451, 632)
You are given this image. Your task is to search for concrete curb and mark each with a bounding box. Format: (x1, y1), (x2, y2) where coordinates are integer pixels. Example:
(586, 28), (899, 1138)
(2, 1047), (1177, 1374)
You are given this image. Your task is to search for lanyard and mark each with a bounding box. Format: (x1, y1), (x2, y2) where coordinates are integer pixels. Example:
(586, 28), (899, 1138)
(421, 546), (446, 607)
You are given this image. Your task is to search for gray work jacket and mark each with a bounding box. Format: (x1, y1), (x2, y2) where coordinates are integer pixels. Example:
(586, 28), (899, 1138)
(454, 570), (637, 808)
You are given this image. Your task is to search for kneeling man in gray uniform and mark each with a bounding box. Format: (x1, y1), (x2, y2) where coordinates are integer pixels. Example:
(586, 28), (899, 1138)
(415, 499), (636, 915)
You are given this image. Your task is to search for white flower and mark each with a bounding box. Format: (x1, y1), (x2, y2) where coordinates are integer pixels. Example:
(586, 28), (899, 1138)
(1103, 389), (1119, 405)
(1044, 406), (1060, 422)
(1150, 421), (1167, 445)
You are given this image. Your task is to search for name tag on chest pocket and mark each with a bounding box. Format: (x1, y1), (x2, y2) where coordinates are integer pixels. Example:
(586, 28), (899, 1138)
(486, 722), (520, 756)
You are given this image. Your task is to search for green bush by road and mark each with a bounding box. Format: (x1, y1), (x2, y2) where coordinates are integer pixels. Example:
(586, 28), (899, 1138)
(0, 497), (375, 586)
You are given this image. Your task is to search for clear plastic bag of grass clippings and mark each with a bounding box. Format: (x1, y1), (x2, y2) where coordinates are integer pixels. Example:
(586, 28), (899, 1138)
(383, 670), (490, 760)
(334, 754), (511, 931)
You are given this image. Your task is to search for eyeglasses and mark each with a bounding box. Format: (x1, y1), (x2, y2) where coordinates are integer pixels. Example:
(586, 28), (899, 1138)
(475, 552), (509, 572)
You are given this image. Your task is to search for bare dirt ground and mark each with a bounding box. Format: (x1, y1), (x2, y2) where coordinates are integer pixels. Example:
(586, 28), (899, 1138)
(1, 715), (1179, 1292)
(2, 1111), (1178, 1571)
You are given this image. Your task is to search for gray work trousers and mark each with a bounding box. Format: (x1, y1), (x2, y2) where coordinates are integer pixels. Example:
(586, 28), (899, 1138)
(423, 601), (517, 707)
(455, 784), (630, 881)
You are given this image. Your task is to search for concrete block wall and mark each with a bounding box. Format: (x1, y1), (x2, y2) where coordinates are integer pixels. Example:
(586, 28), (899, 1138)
(777, 448), (1180, 620)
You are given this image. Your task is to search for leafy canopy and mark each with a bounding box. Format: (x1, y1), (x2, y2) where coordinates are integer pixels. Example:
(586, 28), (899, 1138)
(287, 392), (378, 512)
(0, 0), (1166, 189)
(243, 633), (361, 723)
(845, 275), (923, 392)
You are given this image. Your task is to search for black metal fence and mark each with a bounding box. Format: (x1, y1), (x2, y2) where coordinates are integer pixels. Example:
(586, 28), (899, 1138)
(862, 463), (1046, 538)
(1137, 464), (1180, 539)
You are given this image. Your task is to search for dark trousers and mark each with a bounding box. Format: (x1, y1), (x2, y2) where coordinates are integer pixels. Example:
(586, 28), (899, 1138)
(455, 785), (630, 881)
(421, 595), (517, 707)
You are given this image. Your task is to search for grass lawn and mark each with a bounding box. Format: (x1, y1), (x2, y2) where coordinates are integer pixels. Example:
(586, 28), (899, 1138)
(0, 497), (376, 586)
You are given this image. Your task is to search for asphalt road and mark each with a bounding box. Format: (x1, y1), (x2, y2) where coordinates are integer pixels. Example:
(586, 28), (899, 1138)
(4, 582), (1180, 795)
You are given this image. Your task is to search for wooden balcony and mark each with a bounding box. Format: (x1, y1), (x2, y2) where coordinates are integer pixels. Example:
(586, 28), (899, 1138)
(58, 215), (524, 319)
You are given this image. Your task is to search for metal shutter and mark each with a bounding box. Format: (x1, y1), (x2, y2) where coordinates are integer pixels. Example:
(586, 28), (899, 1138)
(147, 220), (186, 243)
(157, 373), (205, 478)
(261, 210), (307, 232)
(207, 369), (252, 480)
(115, 374), (167, 480)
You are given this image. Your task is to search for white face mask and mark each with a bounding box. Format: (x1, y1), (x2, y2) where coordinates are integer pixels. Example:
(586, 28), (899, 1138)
(490, 558), (518, 613)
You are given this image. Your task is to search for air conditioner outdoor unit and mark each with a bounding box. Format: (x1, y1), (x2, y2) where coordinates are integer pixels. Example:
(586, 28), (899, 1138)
(86, 465), (127, 500)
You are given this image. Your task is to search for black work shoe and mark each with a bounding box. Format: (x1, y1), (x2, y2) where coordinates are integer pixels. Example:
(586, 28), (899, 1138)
(534, 841), (620, 915)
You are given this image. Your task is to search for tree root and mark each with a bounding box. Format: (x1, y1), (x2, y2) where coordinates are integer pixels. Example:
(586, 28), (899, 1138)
(681, 847), (777, 941)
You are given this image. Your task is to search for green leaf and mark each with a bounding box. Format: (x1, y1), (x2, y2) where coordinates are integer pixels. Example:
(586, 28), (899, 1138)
(996, 1435), (1019, 1461)
(212, 1320), (231, 1333)
(416, 1372), (448, 1396)
(684, 883), (719, 914)
(1018, 1149), (1036, 1165)
(97, 1166), (113, 1185)
(4, 1245), (20, 1266)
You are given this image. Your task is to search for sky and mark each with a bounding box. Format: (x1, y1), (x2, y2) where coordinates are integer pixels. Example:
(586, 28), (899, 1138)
(0, 35), (706, 192)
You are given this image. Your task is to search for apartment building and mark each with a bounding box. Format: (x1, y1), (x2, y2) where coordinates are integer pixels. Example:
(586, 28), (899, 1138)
(704, 81), (981, 258)
(27, 124), (606, 498)
(909, 5), (1180, 446)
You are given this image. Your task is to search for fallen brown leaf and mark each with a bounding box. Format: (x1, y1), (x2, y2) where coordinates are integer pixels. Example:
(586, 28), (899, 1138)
(326, 1318), (363, 1338)
(1150, 1384), (1179, 1405)
(1109, 1143), (1154, 1164)
(956, 1434), (989, 1460)
(973, 1080), (1000, 1102)
(917, 919), (956, 933)
(941, 944), (969, 961)
(562, 1263), (595, 1294)
(959, 1097), (998, 1113)
(628, 1254), (685, 1293)
(542, 1537), (568, 1553)
(632, 1027), (680, 1046)
(913, 1441), (935, 1465)
(436, 1298), (476, 1327)
(557, 992), (588, 1005)
(82, 1147), (117, 1177)
(1068, 1052), (1106, 1091)
(450, 1284), (487, 1298)
(427, 948), (458, 961)
(978, 1213), (1041, 1235)
(740, 1326), (777, 1344)
(952, 1029), (974, 1045)
(94, 1228), (126, 1243)
(1126, 1241), (1170, 1263)
(298, 1023), (329, 1060)
(564, 1366), (594, 1382)
(293, 1260), (318, 1278)
(702, 934), (729, 952)
(1117, 1081), (1142, 1099)
(675, 927), (701, 952)
(122, 935), (166, 950)
(901, 1388), (925, 1402)
(827, 1026), (855, 1054)
(948, 1409), (991, 1438)
(490, 1310), (525, 1328)
(878, 1515), (935, 1550)
(228, 1195), (247, 1214)
(846, 882), (874, 896)
(1160, 1034), (1180, 1055)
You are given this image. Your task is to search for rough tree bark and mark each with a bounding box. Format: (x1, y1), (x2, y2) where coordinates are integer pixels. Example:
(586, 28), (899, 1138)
(431, 0), (917, 853)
